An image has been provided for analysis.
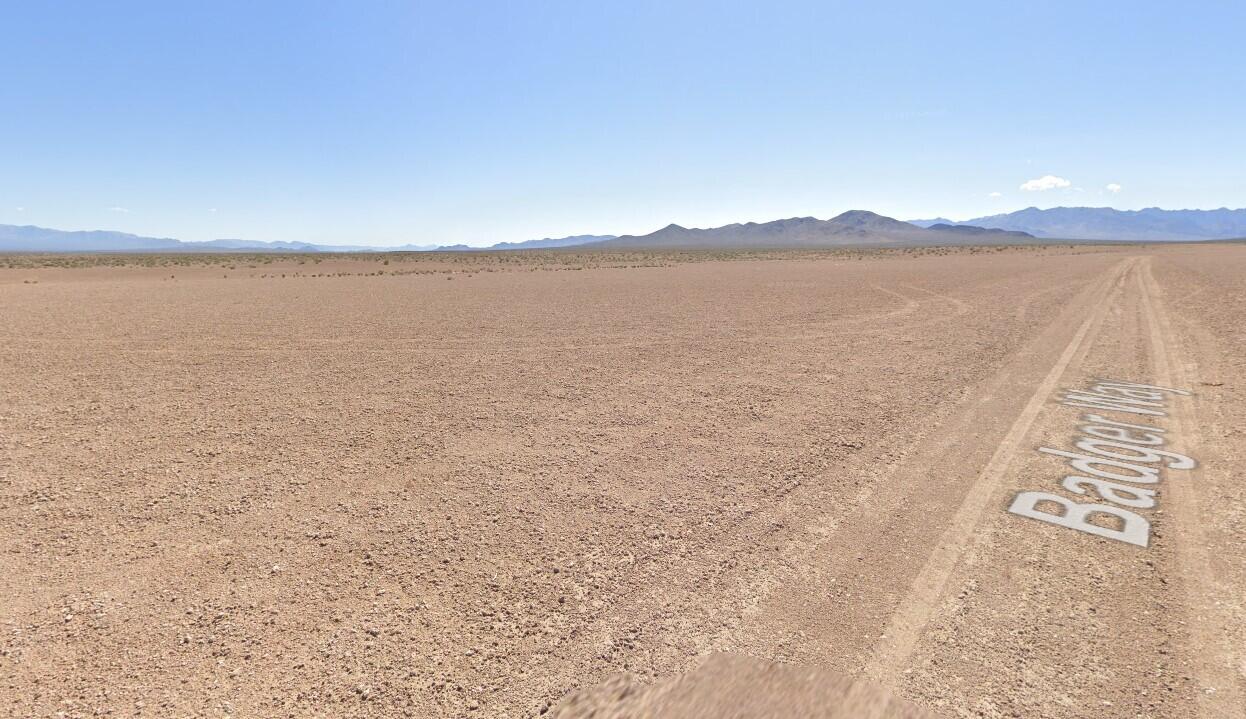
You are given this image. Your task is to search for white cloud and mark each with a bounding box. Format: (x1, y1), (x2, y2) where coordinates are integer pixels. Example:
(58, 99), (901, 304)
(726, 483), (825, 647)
(1019, 175), (1072, 192)
(209, 207), (218, 212)
(14, 206), (23, 212)
(1106, 183), (1122, 193)
(107, 206), (131, 213)
(988, 191), (1002, 198)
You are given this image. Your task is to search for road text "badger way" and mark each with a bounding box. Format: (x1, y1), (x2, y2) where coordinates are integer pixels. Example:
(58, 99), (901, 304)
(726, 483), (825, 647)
(1008, 379), (1195, 547)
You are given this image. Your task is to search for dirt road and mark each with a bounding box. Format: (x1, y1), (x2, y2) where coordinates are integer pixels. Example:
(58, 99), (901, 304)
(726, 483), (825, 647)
(2, 245), (1243, 717)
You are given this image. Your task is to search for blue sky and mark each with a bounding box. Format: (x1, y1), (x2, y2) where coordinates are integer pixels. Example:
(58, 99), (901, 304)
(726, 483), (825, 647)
(2, 1), (1243, 246)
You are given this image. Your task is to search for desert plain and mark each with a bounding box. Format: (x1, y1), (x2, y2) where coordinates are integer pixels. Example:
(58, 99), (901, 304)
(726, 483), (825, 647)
(1, 244), (1244, 718)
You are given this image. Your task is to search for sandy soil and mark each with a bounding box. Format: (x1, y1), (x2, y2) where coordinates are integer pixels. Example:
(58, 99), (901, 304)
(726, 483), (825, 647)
(1, 245), (1243, 718)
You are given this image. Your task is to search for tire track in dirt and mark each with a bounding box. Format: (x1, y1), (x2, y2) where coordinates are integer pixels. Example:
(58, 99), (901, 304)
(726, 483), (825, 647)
(1012, 278), (1081, 323)
(863, 257), (1136, 684)
(720, 256), (1129, 678)
(2, 282), (948, 354)
(870, 285), (923, 321)
(1137, 257), (1243, 718)
(900, 284), (970, 318)
(523, 258), (1126, 705)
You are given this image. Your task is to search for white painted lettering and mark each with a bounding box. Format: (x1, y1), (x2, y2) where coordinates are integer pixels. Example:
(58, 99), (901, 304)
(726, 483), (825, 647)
(1008, 491), (1150, 547)
(1080, 414), (1167, 433)
(1061, 395), (1167, 417)
(1095, 380), (1191, 396)
(1079, 424), (1165, 445)
(1091, 384), (1168, 402)
(1072, 438), (1195, 469)
(1012, 379), (1195, 549)
(1061, 476), (1157, 509)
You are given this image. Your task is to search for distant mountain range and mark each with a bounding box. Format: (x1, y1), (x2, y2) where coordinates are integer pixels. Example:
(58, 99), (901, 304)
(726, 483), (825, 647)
(0, 225), (616, 253)
(592, 211), (1032, 249)
(429, 235), (618, 252)
(488, 235), (615, 250)
(4, 206), (1244, 253)
(908, 207), (1246, 242)
(0, 225), (187, 252)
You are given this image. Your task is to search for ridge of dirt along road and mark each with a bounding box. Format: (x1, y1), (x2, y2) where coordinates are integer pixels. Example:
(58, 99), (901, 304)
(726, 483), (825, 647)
(1, 245), (1243, 718)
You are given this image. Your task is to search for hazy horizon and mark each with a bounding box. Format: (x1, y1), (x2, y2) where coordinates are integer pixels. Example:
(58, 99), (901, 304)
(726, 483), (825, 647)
(8, 204), (1246, 250)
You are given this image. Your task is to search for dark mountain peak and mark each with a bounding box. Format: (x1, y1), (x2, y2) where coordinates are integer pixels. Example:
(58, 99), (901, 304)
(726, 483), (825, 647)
(759, 216), (820, 230)
(831, 209), (885, 222)
(829, 210), (915, 231)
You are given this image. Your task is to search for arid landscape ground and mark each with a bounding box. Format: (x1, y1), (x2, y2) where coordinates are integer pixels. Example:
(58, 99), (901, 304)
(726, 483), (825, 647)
(2, 244), (1244, 718)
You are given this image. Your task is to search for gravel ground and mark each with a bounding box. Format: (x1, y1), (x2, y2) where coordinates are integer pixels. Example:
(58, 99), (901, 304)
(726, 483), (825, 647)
(1, 245), (1241, 718)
